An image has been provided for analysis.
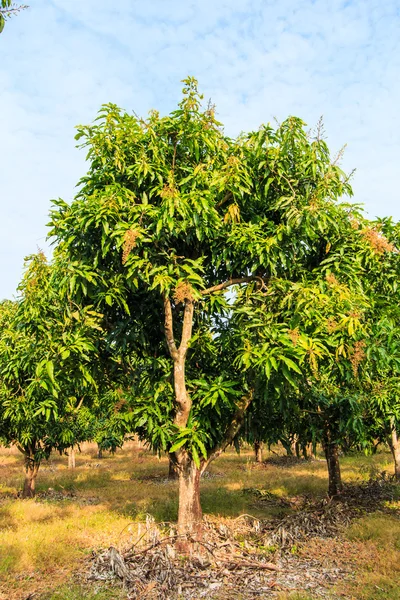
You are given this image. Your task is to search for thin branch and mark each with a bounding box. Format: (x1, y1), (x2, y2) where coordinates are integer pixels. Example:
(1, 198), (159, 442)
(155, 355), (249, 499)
(15, 442), (26, 455)
(201, 276), (266, 296)
(75, 396), (84, 412)
(280, 172), (296, 197)
(172, 136), (178, 174)
(216, 190), (233, 209)
(0, 5), (28, 17)
(204, 390), (254, 469)
(163, 295), (178, 360)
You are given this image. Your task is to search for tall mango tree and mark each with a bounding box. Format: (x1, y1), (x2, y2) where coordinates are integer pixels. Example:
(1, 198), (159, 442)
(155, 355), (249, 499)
(363, 218), (400, 478)
(49, 78), (362, 533)
(0, 253), (102, 497)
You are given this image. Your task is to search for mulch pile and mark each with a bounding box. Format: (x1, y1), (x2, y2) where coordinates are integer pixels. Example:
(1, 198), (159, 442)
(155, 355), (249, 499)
(85, 478), (399, 599)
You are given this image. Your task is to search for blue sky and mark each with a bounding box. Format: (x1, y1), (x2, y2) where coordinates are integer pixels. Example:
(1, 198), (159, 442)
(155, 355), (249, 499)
(1, 0), (399, 299)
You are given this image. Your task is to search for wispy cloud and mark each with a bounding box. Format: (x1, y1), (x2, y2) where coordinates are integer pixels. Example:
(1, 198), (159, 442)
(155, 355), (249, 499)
(1, 0), (399, 298)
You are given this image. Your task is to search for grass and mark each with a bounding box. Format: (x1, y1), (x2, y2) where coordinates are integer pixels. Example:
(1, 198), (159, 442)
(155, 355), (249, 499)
(0, 442), (399, 599)
(40, 584), (126, 600)
(338, 514), (400, 599)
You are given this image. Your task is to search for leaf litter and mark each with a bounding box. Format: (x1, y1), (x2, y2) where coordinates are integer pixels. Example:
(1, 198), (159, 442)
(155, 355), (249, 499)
(85, 478), (399, 599)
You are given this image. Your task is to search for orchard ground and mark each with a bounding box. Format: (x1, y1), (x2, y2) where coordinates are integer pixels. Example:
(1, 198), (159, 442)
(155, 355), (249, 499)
(0, 441), (399, 600)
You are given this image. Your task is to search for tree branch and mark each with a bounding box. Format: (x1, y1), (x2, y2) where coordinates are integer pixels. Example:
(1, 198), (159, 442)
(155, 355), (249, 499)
(178, 300), (194, 359)
(75, 396), (84, 412)
(0, 5), (28, 17)
(216, 190), (233, 209)
(172, 136), (178, 174)
(163, 295), (178, 360)
(201, 276), (266, 296)
(204, 390), (254, 470)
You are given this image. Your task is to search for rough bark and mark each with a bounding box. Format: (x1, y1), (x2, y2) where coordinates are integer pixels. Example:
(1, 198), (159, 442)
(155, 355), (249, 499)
(388, 420), (400, 480)
(22, 453), (40, 498)
(164, 296), (197, 533)
(324, 441), (343, 497)
(177, 460), (202, 535)
(68, 447), (76, 469)
(254, 441), (263, 463)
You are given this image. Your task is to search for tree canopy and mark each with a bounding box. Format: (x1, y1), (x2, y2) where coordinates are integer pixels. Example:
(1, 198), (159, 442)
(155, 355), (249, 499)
(47, 77), (392, 530)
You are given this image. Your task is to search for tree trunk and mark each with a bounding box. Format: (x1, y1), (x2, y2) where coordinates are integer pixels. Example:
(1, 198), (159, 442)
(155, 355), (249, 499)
(306, 443), (315, 459)
(324, 441), (343, 497)
(280, 438), (293, 456)
(164, 296), (252, 536)
(312, 440), (317, 459)
(295, 441), (300, 459)
(388, 420), (400, 480)
(254, 441), (263, 463)
(97, 444), (103, 459)
(68, 447), (76, 469)
(168, 457), (178, 480)
(22, 454), (40, 499)
(177, 460), (202, 535)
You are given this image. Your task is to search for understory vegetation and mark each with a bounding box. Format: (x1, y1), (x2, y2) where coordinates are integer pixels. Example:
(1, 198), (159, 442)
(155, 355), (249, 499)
(0, 442), (399, 600)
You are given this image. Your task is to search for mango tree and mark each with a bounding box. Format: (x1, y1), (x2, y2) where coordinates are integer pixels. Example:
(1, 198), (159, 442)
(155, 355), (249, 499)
(0, 253), (102, 497)
(363, 218), (400, 478)
(234, 267), (370, 496)
(49, 78), (363, 532)
(237, 211), (399, 495)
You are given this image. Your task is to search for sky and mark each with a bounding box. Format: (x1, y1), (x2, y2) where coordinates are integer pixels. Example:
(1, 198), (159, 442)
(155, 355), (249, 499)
(1, 0), (399, 300)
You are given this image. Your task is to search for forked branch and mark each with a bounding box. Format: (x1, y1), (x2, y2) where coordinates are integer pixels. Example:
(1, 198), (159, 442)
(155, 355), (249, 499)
(202, 276), (266, 296)
(204, 390), (254, 469)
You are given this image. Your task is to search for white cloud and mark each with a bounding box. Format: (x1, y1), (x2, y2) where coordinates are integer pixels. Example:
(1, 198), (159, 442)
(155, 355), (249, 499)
(0, 0), (399, 298)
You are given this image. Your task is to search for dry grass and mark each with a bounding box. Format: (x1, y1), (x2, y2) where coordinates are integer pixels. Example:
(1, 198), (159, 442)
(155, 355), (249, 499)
(0, 442), (399, 599)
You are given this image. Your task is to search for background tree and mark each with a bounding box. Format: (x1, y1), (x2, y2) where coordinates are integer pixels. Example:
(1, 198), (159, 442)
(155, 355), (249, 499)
(233, 267), (369, 496)
(0, 253), (102, 497)
(363, 218), (400, 478)
(236, 211), (398, 496)
(49, 78), (366, 532)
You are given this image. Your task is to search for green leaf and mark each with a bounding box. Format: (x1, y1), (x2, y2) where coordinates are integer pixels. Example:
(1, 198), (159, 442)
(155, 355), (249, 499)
(279, 356), (302, 374)
(46, 361), (55, 383)
(169, 438), (187, 453)
(192, 445), (200, 468)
